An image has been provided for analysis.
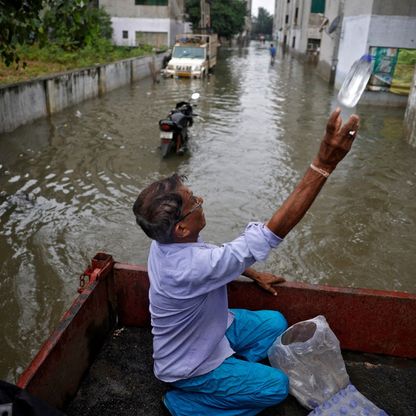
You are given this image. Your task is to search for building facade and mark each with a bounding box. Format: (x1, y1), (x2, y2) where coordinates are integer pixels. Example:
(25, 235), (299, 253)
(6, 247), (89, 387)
(317, 0), (416, 91)
(273, 0), (325, 59)
(99, 0), (187, 48)
(243, 0), (253, 45)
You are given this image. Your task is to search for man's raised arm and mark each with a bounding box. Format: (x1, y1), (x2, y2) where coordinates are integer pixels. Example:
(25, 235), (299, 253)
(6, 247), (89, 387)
(266, 108), (360, 238)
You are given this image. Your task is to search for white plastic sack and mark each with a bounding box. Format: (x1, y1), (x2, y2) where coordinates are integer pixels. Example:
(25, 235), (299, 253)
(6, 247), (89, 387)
(268, 315), (350, 409)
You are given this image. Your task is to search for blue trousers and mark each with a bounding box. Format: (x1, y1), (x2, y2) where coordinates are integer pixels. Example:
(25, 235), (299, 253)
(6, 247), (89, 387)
(164, 309), (289, 416)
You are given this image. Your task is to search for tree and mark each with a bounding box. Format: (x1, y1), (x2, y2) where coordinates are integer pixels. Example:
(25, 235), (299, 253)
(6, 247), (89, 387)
(42, 0), (112, 51)
(0, 0), (44, 66)
(184, 0), (200, 32)
(252, 7), (273, 38)
(211, 0), (247, 40)
(0, 0), (113, 67)
(185, 0), (247, 40)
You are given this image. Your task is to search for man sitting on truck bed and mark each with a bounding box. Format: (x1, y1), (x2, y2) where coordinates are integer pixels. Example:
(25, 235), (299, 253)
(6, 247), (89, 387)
(132, 108), (360, 415)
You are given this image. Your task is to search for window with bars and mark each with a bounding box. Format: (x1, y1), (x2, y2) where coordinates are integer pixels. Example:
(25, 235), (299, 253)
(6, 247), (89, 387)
(311, 0), (325, 14)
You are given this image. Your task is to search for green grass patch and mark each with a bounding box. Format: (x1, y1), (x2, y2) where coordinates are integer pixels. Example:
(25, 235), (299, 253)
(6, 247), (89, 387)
(0, 42), (162, 85)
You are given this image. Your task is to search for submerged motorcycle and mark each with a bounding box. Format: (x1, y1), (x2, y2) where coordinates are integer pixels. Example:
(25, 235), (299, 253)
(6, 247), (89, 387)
(159, 92), (200, 158)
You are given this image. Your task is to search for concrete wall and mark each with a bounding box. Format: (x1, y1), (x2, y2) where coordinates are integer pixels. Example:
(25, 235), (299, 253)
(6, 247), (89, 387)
(298, 0), (310, 53)
(0, 54), (165, 134)
(343, 0), (374, 17)
(46, 67), (100, 114)
(332, 1), (416, 89)
(111, 17), (172, 46)
(170, 19), (188, 46)
(368, 15), (416, 49)
(318, 0), (416, 85)
(334, 14), (416, 90)
(274, 0), (290, 47)
(316, 0), (341, 82)
(99, 0), (186, 47)
(372, 0), (416, 16)
(0, 81), (47, 134)
(275, 0), (309, 52)
(334, 15), (372, 88)
(405, 66), (416, 146)
(99, 0), (169, 18)
(274, 0), (323, 58)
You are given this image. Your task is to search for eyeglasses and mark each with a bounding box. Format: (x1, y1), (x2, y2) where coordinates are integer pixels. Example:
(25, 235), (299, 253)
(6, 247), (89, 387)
(175, 196), (203, 224)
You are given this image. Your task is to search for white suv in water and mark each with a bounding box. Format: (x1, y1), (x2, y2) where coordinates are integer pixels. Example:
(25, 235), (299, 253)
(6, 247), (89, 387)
(163, 34), (218, 79)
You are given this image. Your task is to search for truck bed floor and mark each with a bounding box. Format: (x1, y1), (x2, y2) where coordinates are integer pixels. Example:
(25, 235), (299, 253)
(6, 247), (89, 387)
(65, 327), (416, 416)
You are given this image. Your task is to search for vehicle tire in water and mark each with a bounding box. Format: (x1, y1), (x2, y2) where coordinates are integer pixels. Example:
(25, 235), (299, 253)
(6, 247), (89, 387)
(160, 142), (171, 158)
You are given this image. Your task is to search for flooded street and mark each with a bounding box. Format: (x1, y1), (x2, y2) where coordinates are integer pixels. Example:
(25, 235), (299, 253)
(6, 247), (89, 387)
(1, 43), (416, 382)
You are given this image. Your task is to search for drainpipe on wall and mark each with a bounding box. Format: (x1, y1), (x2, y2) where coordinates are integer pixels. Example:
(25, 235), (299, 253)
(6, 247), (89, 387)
(329, 58), (338, 86)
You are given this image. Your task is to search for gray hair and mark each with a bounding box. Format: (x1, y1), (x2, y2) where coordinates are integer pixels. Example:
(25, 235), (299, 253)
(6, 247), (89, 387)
(132, 174), (185, 243)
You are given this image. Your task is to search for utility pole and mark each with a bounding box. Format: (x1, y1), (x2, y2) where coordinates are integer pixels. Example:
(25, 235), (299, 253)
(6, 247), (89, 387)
(329, 0), (344, 86)
(199, 0), (211, 33)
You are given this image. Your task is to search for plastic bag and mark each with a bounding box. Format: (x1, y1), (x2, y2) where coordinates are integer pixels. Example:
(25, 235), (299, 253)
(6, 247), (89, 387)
(268, 315), (350, 409)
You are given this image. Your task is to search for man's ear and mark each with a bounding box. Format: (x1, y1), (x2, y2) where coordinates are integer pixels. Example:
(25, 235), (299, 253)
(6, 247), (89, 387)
(173, 222), (191, 240)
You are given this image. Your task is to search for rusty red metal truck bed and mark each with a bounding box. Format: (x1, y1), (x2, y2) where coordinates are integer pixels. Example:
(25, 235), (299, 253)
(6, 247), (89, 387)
(17, 253), (416, 415)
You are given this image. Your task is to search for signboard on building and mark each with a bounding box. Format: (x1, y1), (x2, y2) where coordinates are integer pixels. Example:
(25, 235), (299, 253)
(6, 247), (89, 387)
(369, 47), (416, 95)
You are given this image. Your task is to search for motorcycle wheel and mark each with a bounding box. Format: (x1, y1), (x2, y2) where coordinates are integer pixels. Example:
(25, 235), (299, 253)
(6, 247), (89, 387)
(160, 141), (172, 158)
(176, 133), (188, 155)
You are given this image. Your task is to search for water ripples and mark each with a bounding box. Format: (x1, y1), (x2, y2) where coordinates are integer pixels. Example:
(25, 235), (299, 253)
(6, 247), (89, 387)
(1, 44), (416, 382)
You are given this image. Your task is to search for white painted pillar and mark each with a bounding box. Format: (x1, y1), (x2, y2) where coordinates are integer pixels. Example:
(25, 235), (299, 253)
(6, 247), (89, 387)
(405, 65), (416, 146)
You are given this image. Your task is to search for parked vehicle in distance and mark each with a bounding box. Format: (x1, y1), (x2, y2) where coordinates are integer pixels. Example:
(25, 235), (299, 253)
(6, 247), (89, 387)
(163, 34), (218, 79)
(158, 92), (200, 158)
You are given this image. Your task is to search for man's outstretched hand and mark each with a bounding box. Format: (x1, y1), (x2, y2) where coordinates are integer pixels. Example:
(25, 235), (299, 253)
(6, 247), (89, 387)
(265, 108), (361, 239)
(312, 108), (360, 174)
(254, 272), (286, 296)
(243, 268), (286, 296)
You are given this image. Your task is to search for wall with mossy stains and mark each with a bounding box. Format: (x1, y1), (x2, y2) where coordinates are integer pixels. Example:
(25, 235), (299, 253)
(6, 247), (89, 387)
(0, 54), (165, 134)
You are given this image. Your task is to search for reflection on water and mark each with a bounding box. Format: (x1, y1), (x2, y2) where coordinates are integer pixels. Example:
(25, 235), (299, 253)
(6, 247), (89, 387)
(1, 43), (416, 382)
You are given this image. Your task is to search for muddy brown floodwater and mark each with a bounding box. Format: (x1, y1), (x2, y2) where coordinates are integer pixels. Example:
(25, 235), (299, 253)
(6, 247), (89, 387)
(1, 43), (415, 382)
